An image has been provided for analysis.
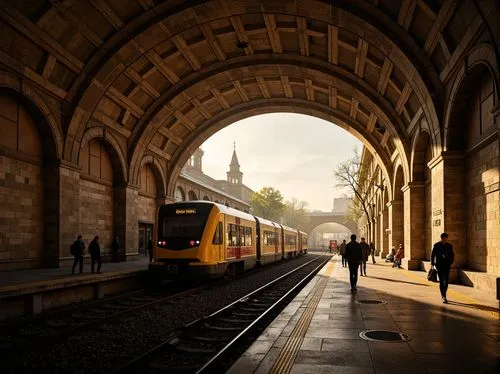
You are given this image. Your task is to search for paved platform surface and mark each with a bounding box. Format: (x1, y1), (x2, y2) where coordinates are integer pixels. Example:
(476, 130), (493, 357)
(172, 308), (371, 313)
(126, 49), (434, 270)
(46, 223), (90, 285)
(228, 257), (499, 374)
(0, 256), (150, 289)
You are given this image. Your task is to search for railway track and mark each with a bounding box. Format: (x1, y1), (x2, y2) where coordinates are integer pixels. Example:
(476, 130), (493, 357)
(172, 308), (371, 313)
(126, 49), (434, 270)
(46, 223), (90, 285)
(117, 255), (330, 373)
(0, 284), (206, 351)
(0, 256), (318, 353)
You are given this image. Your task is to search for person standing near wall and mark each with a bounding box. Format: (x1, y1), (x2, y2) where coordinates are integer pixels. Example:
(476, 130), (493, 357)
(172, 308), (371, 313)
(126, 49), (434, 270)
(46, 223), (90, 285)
(345, 234), (363, 293)
(89, 235), (102, 274)
(431, 233), (454, 303)
(71, 235), (85, 275)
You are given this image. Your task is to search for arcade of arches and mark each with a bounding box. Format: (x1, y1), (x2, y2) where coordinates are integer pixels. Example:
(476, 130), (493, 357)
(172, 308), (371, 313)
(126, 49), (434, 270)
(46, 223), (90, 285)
(0, 0), (498, 291)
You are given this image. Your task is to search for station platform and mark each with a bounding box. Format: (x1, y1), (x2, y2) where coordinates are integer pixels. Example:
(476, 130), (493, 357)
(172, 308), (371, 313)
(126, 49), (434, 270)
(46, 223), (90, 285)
(0, 257), (150, 320)
(229, 257), (499, 374)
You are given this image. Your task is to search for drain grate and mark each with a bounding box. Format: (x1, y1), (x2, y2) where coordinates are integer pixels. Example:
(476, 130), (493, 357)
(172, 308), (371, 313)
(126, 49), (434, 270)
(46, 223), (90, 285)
(359, 330), (411, 342)
(356, 299), (386, 304)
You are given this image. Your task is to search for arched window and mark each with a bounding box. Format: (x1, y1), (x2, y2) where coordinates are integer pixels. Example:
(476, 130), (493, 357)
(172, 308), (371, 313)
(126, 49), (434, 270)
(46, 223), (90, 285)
(188, 190), (198, 200)
(175, 187), (185, 202)
(139, 164), (157, 196)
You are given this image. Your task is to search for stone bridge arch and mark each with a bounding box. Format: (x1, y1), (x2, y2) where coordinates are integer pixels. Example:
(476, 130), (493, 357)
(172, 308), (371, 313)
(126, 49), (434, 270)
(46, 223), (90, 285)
(303, 213), (357, 235)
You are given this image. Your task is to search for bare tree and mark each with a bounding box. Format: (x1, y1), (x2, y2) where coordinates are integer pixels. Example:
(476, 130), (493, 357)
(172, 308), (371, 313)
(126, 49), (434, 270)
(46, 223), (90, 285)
(334, 151), (375, 242)
(282, 198), (310, 230)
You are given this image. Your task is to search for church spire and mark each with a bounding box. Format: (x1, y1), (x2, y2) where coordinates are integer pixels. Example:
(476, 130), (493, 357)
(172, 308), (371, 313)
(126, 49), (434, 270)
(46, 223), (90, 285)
(229, 141), (240, 171)
(227, 141), (243, 185)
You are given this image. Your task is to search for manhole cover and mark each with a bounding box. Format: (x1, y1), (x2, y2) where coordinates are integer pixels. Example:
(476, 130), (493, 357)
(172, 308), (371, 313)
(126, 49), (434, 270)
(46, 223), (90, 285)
(359, 330), (411, 342)
(356, 299), (386, 304)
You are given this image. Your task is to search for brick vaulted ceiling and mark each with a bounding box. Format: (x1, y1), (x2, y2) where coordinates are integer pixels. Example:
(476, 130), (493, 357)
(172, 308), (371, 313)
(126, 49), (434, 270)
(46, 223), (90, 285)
(0, 0), (497, 195)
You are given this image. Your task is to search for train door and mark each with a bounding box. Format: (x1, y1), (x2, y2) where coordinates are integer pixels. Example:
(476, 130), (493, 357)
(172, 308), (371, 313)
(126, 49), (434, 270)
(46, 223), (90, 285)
(279, 225), (285, 259)
(212, 218), (224, 262)
(274, 226), (279, 260)
(255, 218), (262, 264)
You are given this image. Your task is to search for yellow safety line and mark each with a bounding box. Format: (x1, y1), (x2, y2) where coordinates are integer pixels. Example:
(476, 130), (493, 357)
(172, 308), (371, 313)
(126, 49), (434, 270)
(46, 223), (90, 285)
(269, 260), (336, 374)
(402, 269), (499, 319)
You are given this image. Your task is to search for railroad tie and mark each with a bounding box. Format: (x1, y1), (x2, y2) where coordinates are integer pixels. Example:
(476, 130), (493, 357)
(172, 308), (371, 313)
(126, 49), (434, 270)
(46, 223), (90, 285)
(269, 259), (336, 374)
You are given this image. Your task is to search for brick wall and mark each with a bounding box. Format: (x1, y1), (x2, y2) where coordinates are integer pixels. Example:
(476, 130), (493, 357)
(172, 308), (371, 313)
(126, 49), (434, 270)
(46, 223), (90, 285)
(79, 178), (114, 257)
(0, 155), (43, 269)
(466, 139), (499, 273)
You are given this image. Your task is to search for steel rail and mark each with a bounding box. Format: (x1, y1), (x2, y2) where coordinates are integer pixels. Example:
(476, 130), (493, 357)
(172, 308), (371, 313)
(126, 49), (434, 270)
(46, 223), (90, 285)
(115, 255), (330, 373)
(196, 256), (330, 373)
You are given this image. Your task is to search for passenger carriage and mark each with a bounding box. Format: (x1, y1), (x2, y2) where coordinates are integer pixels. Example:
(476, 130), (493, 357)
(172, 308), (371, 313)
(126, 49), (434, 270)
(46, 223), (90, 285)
(149, 201), (306, 280)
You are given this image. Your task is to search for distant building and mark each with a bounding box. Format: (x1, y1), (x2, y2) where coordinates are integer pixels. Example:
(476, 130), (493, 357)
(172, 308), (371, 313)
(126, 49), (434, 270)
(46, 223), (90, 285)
(176, 145), (254, 209)
(332, 197), (349, 213)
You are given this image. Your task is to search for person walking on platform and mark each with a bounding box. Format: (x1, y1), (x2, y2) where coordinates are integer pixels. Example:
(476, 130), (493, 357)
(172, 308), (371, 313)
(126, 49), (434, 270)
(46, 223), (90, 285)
(71, 235), (85, 275)
(360, 237), (370, 276)
(89, 235), (102, 274)
(345, 234), (362, 293)
(431, 232), (454, 303)
(147, 238), (153, 263)
(339, 240), (347, 267)
(370, 242), (376, 264)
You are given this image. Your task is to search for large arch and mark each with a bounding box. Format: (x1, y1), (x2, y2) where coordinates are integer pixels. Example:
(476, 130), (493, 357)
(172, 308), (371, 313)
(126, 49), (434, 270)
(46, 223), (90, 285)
(163, 100), (396, 199)
(444, 44), (499, 151)
(0, 88), (61, 269)
(443, 54), (499, 273)
(60, 2), (444, 165)
(0, 72), (63, 162)
(79, 127), (128, 184)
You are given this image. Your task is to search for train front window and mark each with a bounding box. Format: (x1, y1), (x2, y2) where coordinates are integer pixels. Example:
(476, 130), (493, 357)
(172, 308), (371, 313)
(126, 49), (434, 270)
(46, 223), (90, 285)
(157, 203), (212, 250)
(162, 216), (204, 238)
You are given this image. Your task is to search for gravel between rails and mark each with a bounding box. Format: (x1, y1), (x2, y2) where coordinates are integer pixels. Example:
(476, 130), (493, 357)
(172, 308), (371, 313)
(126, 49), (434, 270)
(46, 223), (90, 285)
(2, 254), (326, 374)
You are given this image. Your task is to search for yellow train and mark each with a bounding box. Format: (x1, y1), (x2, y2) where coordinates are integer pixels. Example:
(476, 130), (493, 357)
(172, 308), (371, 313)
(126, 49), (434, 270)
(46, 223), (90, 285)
(149, 201), (308, 279)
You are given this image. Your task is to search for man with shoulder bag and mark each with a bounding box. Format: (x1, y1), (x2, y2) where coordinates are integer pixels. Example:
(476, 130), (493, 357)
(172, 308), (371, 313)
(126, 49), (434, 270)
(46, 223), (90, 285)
(431, 232), (455, 303)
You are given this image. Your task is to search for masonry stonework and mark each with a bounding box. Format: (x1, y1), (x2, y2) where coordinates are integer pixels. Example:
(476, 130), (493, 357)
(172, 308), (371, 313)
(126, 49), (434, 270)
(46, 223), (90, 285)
(0, 155), (43, 270)
(114, 185), (139, 259)
(79, 178), (114, 258)
(466, 139), (500, 274)
(403, 183), (426, 270)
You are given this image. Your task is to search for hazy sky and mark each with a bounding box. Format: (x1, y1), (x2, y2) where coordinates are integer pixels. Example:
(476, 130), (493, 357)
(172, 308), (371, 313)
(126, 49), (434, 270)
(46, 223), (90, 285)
(201, 113), (362, 211)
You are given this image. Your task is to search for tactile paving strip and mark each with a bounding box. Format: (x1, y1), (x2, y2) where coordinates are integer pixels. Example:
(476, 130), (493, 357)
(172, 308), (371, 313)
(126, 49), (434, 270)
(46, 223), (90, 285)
(269, 259), (336, 374)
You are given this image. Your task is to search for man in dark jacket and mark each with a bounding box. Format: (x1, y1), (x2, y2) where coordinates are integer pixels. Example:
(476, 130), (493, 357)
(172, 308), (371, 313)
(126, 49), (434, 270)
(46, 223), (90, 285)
(89, 235), (102, 274)
(431, 232), (454, 303)
(345, 234), (363, 293)
(360, 237), (370, 276)
(71, 235), (85, 275)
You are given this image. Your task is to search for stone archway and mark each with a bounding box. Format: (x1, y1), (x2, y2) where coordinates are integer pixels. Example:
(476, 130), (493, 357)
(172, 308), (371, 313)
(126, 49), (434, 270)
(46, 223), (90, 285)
(303, 213), (357, 235)
(444, 59), (499, 272)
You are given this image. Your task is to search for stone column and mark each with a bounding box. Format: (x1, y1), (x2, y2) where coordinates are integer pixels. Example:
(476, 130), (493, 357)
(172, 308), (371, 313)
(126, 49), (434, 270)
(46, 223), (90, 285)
(428, 152), (466, 269)
(378, 208), (389, 258)
(402, 182), (426, 270)
(114, 184), (139, 261)
(387, 200), (404, 252)
(42, 161), (81, 267)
